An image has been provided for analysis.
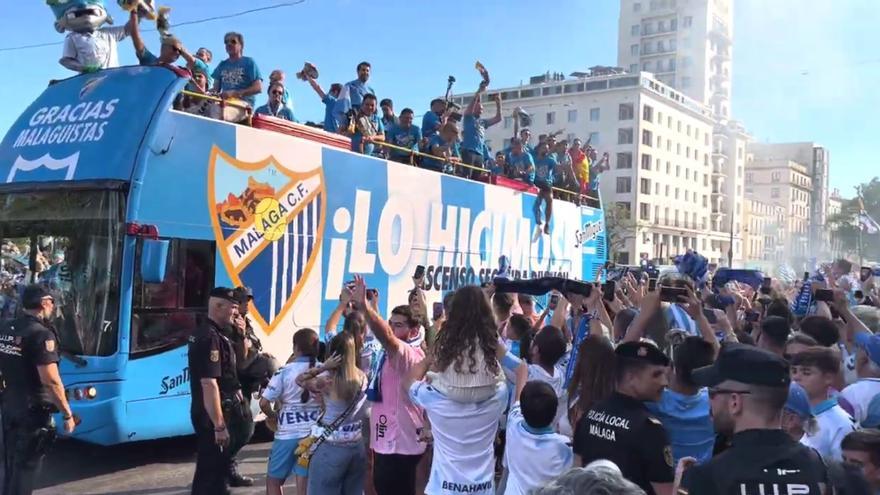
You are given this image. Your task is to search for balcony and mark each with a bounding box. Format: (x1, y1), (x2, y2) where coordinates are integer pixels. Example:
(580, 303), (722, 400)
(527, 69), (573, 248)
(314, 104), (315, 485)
(712, 164), (726, 176)
(712, 49), (731, 63)
(641, 27), (677, 39)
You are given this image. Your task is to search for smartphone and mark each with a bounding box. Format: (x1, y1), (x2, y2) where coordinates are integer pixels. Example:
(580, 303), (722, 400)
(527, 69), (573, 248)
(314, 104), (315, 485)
(413, 265), (426, 280)
(602, 281), (616, 302)
(648, 278), (657, 292)
(366, 288), (378, 300)
(745, 310), (760, 323)
(803, 272), (810, 282)
(703, 308), (718, 324)
(760, 277), (772, 295)
(432, 302), (444, 320)
(659, 286), (688, 303)
(549, 294), (559, 310)
(815, 289), (834, 302)
(855, 290), (864, 300)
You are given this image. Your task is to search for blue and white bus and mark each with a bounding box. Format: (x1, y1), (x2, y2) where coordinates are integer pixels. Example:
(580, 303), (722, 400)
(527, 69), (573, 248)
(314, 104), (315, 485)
(0, 66), (606, 445)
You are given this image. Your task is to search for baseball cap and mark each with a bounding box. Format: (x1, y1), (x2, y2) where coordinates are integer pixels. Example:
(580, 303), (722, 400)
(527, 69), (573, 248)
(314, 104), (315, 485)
(692, 343), (790, 388)
(854, 332), (880, 367)
(21, 285), (52, 309)
(615, 341), (670, 367)
(862, 394), (880, 429)
(784, 383), (813, 421)
(208, 287), (238, 303)
(233, 286), (253, 304)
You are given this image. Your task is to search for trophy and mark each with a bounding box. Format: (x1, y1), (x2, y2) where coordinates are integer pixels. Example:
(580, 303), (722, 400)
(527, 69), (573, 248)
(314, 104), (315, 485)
(156, 6), (171, 39)
(475, 60), (490, 90)
(514, 107), (531, 128)
(118, 0), (157, 20)
(296, 62), (319, 81)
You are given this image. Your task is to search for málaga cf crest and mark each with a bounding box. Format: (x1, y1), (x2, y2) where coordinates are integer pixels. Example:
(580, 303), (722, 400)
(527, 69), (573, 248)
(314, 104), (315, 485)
(207, 146), (326, 334)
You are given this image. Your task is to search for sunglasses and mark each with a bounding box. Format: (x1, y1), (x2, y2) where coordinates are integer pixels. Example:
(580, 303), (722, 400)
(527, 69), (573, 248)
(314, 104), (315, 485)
(707, 388), (752, 399)
(271, 91), (284, 96)
(224, 39), (239, 45)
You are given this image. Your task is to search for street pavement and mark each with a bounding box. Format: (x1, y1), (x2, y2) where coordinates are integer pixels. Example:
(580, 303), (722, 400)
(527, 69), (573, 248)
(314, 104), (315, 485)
(35, 430), (294, 495)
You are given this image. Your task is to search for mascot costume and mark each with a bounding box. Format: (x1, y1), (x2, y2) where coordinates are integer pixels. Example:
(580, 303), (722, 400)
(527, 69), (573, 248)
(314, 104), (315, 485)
(47, 0), (156, 73)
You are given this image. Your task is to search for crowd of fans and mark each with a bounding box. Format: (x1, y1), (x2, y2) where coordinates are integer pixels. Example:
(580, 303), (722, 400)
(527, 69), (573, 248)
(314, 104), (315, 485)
(127, 26), (610, 209)
(249, 255), (880, 494)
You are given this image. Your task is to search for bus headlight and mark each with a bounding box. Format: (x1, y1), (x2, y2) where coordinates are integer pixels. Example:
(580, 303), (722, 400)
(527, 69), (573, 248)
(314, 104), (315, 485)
(73, 388), (83, 400)
(84, 386), (98, 400)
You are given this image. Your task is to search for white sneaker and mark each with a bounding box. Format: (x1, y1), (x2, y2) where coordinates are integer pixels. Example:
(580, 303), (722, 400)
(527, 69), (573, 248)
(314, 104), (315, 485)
(532, 223), (543, 243)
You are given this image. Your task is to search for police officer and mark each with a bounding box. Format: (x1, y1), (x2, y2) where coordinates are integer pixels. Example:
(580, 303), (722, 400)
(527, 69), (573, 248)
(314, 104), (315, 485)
(573, 340), (675, 495)
(679, 343), (828, 494)
(188, 287), (252, 495)
(0, 285), (76, 495)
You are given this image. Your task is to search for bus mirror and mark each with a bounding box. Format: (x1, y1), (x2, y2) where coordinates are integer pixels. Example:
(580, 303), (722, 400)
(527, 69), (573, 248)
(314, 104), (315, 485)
(140, 239), (170, 283)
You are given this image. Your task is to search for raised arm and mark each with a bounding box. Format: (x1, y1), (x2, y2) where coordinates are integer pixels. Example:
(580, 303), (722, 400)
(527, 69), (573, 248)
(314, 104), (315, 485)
(352, 275), (402, 355)
(324, 287), (352, 337)
(485, 93), (502, 127)
(306, 75), (327, 100)
(128, 10), (146, 57)
(622, 288), (661, 344)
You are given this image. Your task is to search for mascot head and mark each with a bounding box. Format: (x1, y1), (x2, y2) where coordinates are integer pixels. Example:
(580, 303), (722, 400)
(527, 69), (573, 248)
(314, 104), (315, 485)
(47, 0), (112, 34)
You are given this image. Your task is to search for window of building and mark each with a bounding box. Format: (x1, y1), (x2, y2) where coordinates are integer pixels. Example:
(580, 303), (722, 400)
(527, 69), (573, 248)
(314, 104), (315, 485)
(771, 171), (780, 182)
(686, 146), (691, 157)
(616, 152), (633, 169)
(629, 63), (639, 73)
(685, 168), (691, 180)
(643, 104), (654, 122)
(619, 103), (635, 120)
(616, 177), (632, 193)
(640, 178), (651, 194)
(655, 205), (660, 219)
(656, 158), (661, 170)
(503, 116), (513, 129)
(643, 61), (652, 71)
(132, 238), (216, 355)
(676, 165), (681, 177)
(670, 17), (678, 31)
(588, 131), (600, 144)
(694, 128), (700, 140)
(640, 203), (651, 220)
(642, 130), (653, 146)
(657, 40), (666, 53)
(567, 109), (577, 123)
(666, 161), (671, 173)
(670, 39), (677, 51)
(666, 140), (672, 152)
(665, 185), (671, 196)
(631, 24), (641, 36)
(771, 188), (780, 198)
(655, 183), (660, 195)
(703, 195), (707, 207)
(656, 135), (662, 147)
(685, 190), (690, 201)
(590, 107), (600, 121)
(675, 187), (680, 199)
(616, 202), (633, 221)
(684, 15), (692, 28)
(668, 116), (673, 128)
(676, 143), (682, 155)
(618, 128), (634, 144)
(633, 2), (642, 12)
(546, 112), (556, 125)
(631, 44), (640, 56)
(503, 138), (511, 150)
(641, 153), (652, 170)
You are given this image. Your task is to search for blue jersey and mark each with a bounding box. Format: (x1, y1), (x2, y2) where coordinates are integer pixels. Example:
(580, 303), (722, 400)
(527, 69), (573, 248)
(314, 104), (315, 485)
(424, 134), (460, 172)
(255, 103), (297, 122)
(350, 113), (384, 156)
(461, 114), (495, 153)
(386, 124), (421, 159)
(507, 151), (535, 183)
(321, 94), (338, 132)
(534, 155), (557, 186)
(646, 389), (714, 466)
(422, 111), (443, 139)
(211, 56), (262, 107)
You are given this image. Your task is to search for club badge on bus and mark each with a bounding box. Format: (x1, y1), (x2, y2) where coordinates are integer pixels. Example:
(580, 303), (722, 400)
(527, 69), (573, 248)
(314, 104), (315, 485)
(207, 146), (327, 334)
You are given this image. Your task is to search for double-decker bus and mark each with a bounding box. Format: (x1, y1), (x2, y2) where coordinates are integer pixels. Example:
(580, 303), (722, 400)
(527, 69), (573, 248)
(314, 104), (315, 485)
(0, 66), (606, 445)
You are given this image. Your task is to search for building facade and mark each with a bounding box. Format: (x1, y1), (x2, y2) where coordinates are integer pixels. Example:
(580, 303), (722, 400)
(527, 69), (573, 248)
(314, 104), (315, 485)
(742, 198), (785, 270)
(744, 153), (813, 269)
(452, 71), (732, 265)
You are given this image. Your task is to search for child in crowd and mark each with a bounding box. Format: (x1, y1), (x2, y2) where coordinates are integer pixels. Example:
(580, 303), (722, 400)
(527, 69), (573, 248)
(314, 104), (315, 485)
(502, 362), (573, 495)
(790, 347), (855, 461)
(501, 326), (568, 429)
(259, 328), (322, 495)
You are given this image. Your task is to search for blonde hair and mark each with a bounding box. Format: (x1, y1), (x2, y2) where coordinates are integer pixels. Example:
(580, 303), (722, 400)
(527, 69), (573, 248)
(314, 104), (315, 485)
(328, 332), (364, 402)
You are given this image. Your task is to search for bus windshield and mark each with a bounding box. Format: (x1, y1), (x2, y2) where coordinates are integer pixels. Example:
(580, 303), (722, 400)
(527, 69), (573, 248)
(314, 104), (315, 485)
(0, 189), (124, 357)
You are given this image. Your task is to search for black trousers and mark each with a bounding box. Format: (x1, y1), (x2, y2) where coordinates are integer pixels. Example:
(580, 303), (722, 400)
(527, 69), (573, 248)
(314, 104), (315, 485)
(373, 452), (422, 495)
(227, 396), (255, 474)
(493, 276), (593, 297)
(2, 411), (54, 495)
(191, 397), (252, 495)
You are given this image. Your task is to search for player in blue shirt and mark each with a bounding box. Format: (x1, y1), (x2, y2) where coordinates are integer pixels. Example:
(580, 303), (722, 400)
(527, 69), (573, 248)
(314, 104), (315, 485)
(507, 138), (535, 183)
(333, 61), (375, 131)
(255, 82), (298, 122)
(422, 99), (447, 139)
(350, 94), (384, 156)
(423, 123), (461, 173)
(385, 108), (421, 164)
(533, 143), (557, 235)
(194, 48), (214, 88)
(212, 32), (263, 108)
(304, 75), (342, 132)
(461, 83), (502, 168)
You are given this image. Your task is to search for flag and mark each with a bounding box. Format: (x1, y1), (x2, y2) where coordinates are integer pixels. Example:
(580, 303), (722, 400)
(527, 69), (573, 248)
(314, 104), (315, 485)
(858, 198), (880, 234)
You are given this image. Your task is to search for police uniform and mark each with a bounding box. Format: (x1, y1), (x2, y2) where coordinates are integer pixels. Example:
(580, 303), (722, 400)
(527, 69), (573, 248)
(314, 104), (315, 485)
(681, 344), (829, 495)
(573, 341), (674, 495)
(188, 287), (252, 495)
(0, 286), (65, 495)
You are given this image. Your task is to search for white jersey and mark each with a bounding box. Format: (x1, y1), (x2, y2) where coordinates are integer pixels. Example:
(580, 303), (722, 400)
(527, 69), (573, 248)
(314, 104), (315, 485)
(262, 359), (322, 440)
(800, 401), (854, 462)
(839, 378), (880, 427)
(409, 381), (508, 495)
(503, 402), (573, 495)
(62, 26), (128, 70)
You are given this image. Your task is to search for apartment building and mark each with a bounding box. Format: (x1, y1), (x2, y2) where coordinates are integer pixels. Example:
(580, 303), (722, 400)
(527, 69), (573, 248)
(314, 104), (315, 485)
(451, 70), (730, 265)
(749, 142), (832, 259)
(743, 198), (785, 270)
(744, 153), (813, 266)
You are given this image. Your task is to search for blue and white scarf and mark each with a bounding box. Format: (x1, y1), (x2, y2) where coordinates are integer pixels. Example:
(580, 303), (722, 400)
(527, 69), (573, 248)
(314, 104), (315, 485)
(666, 304), (698, 336)
(564, 314), (592, 388)
(365, 334), (423, 403)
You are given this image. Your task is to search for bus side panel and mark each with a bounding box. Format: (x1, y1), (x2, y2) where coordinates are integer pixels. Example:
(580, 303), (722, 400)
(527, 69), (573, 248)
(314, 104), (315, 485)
(120, 345), (193, 442)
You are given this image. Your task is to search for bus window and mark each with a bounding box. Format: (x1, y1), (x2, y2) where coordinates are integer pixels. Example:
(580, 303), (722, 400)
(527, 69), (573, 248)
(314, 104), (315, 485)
(131, 239), (215, 356)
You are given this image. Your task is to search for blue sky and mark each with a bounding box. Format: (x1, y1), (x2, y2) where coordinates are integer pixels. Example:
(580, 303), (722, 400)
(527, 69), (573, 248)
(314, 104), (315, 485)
(1, 0), (876, 198)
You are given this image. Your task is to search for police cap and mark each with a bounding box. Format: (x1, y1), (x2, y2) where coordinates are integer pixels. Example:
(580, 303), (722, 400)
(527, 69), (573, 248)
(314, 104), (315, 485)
(208, 287), (238, 304)
(22, 284), (51, 310)
(232, 286), (253, 305)
(615, 341), (670, 366)
(692, 343), (790, 388)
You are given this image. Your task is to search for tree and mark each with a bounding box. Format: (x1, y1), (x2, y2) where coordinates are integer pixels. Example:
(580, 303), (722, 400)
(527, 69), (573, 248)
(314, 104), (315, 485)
(604, 202), (639, 263)
(828, 177), (880, 261)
